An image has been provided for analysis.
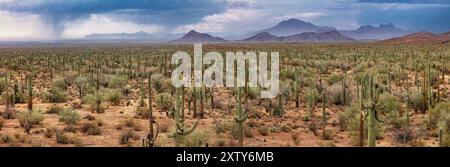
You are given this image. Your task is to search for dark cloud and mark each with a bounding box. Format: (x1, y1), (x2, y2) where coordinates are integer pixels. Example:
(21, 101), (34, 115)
(357, 0), (450, 4)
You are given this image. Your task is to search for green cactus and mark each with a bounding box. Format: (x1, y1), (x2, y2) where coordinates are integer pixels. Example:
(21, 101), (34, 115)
(438, 128), (443, 147)
(294, 68), (300, 108)
(27, 75), (32, 111)
(139, 79), (145, 107)
(143, 72), (159, 147)
(321, 92), (327, 138)
(342, 73), (347, 106)
(271, 94), (284, 117)
(235, 87), (248, 147)
(168, 86), (198, 147)
(360, 74), (382, 147)
(306, 86), (316, 118)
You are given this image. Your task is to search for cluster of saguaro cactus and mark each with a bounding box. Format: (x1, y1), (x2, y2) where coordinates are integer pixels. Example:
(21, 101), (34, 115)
(360, 74), (382, 147)
(143, 72), (159, 147)
(420, 58), (438, 113)
(234, 87), (248, 147)
(168, 86), (198, 147)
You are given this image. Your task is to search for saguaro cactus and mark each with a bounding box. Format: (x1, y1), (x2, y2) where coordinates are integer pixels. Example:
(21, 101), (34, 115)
(143, 72), (159, 147)
(321, 92), (327, 138)
(27, 75), (32, 111)
(169, 86), (198, 147)
(361, 74), (382, 147)
(235, 87), (248, 147)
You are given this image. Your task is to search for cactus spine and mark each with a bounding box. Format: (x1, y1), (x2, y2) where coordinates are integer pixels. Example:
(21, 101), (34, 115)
(169, 86), (198, 147)
(235, 87), (248, 147)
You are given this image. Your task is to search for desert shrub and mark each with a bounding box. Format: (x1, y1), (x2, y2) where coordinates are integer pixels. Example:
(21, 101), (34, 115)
(108, 75), (128, 89)
(407, 88), (427, 113)
(65, 71), (77, 86)
(327, 73), (343, 86)
(44, 128), (56, 138)
(51, 77), (66, 89)
(244, 127), (254, 138)
(46, 105), (64, 114)
(257, 126), (270, 136)
(279, 79), (293, 99)
(339, 102), (385, 145)
(377, 92), (403, 128)
(59, 109), (80, 125)
(427, 102), (450, 130)
(151, 74), (172, 93)
(80, 122), (101, 135)
(247, 87), (260, 100)
(326, 82), (351, 105)
(155, 93), (172, 111)
(74, 76), (93, 96)
(104, 88), (122, 105)
(83, 93), (106, 113)
(182, 130), (210, 147)
(135, 107), (150, 119)
(18, 111), (44, 131)
(0, 77), (6, 94)
(55, 129), (70, 144)
(291, 133), (300, 145)
(281, 69), (296, 81)
(119, 130), (136, 145)
(0, 118), (4, 130)
(0, 134), (13, 143)
(45, 87), (67, 103)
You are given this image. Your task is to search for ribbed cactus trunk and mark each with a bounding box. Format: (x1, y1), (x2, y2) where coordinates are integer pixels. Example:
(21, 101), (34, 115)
(235, 87), (248, 147)
(368, 107), (376, 147)
(321, 92), (327, 138)
(171, 86), (198, 147)
(199, 85), (204, 119)
(143, 72), (158, 147)
(193, 87), (197, 118)
(27, 75), (32, 111)
(438, 128), (443, 147)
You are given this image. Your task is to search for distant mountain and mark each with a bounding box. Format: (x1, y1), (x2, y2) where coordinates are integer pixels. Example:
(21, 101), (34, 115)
(382, 31), (450, 44)
(85, 31), (181, 42)
(340, 23), (410, 40)
(170, 30), (227, 43)
(281, 30), (354, 42)
(239, 30), (353, 43)
(242, 18), (335, 38)
(240, 32), (280, 42)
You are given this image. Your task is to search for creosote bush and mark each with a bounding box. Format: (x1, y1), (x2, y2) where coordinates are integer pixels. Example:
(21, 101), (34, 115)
(59, 109), (80, 125)
(18, 110), (44, 133)
(45, 87), (67, 103)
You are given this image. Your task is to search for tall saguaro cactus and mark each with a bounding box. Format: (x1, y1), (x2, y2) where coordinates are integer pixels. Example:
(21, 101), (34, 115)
(169, 86), (198, 147)
(361, 74), (382, 147)
(235, 87), (248, 147)
(27, 75), (32, 111)
(143, 72), (159, 147)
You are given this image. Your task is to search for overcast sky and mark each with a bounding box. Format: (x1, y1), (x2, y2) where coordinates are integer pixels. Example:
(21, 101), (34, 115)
(0, 0), (449, 40)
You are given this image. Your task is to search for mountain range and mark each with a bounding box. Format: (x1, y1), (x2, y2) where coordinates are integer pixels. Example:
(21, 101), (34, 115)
(240, 30), (354, 43)
(381, 31), (450, 44)
(82, 18), (445, 43)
